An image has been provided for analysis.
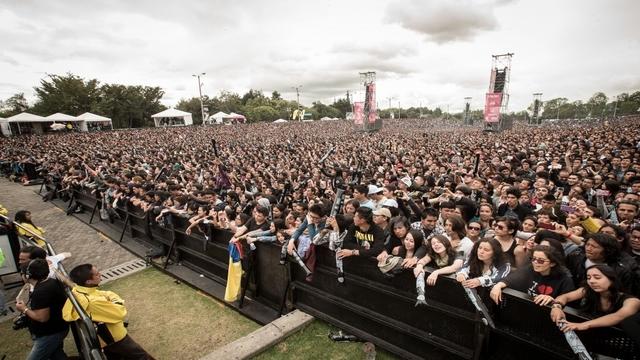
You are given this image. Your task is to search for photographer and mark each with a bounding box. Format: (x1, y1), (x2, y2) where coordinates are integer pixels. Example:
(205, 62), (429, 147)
(15, 259), (69, 360)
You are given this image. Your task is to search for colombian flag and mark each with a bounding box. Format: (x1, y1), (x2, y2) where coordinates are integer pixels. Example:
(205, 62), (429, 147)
(224, 242), (244, 302)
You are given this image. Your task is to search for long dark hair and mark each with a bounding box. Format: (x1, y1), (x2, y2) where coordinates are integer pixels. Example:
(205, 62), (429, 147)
(399, 229), (424, 258)
(467, 238), (506, 278)
(531, 245), (565, 276)
(427, 235), (457, 267)
(586, 233), (621, 264)
(581, 264), (622, 316)
(14, 210), (36, 227)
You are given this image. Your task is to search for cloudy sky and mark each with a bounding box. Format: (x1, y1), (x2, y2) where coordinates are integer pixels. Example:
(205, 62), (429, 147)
(1, 0), (638, 112)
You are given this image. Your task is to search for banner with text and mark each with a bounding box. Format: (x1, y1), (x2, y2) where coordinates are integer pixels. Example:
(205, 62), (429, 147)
(484, 93), (503, 123)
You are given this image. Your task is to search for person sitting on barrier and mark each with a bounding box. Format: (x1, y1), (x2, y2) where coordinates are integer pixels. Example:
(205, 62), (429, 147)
(566, 233), (640, 296)
(14, 210), (46, 247)
(15, 259), (70, 360)
(490, 245), (575, 306)
(63, 263), (155, 360)
(456, 238), (511, 289)
(550, 264), (640, 345)
(413, 235), (464, 286)
(337, 207), (385, 260)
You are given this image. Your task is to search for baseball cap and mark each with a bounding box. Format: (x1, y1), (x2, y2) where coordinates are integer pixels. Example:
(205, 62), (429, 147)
(373, 208), (392, 218)
(368, 184), (383, 195)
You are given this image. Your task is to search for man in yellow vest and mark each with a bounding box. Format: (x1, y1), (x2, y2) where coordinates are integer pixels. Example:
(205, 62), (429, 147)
(62, 264), (154, 359)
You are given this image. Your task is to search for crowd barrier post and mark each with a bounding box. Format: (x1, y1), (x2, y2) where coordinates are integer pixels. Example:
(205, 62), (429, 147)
(163, 223), (178, 269)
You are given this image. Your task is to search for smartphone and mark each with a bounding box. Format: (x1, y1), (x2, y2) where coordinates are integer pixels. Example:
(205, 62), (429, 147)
(556, 187), (564, 194)
(596, 189), (610, 197)
(560, 205), (575, 214)
(539, 222), (555, 230)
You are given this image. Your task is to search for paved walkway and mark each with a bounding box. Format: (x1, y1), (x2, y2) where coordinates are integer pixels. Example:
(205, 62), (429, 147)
(0, 179), (136, 271)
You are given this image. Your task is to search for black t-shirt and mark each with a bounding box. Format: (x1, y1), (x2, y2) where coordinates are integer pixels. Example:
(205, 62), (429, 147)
(28, 279), (69, 337)
(503, 265), (575, 298)
(245, 218), (270, 232)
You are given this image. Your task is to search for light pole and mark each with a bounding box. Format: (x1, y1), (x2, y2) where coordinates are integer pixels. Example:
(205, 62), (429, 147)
(291, 85), (302, 121)
(192, 73), (206, 124)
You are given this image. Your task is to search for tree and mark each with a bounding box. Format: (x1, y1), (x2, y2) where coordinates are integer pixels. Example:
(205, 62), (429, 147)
(310, 101), (341, 119)
(96, 84), (165, 128)
(31, 73), (101, 116)
(0, 93), (29, 117)
(331, 98), (352, 118)
(245, 105), (279, 122)
(176, 97), (206, 124)
(271, 91), (282, 100)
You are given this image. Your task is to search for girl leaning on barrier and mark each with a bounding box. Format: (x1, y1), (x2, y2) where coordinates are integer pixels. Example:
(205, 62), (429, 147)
(456, 238), (511, 289)
(490, 245), (575, 306)
(549, 264), (640, 345)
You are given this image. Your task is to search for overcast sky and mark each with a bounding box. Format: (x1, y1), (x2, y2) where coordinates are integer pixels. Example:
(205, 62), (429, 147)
(1, 0), (639, 112)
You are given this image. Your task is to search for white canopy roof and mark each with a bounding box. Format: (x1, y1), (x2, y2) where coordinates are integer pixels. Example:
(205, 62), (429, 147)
(228, 112), (246, 119)
(273, 119), (288, 123)
(76, 112), (112, 122)
(46, 112), (79, 122)
(6, 112), (46, 123)
(211, 111), (229, 118)
(151, 108), (192, 118)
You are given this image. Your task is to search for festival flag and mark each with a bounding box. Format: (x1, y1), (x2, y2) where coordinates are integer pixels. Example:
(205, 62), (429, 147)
(224, 242), (244, 302)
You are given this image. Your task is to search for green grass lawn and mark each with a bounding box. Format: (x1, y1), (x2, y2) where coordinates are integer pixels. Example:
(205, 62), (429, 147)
(1, 267), (259, 360)
(254, 320), (398, 360)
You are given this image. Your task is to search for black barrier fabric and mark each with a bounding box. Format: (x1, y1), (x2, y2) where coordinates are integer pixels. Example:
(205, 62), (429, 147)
(68, 189), (639, 360)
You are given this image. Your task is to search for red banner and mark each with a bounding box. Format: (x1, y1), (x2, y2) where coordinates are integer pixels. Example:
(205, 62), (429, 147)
(484, 93), (502, 123)
(354, 102), (364, 125)
(366, 83), (377, 123)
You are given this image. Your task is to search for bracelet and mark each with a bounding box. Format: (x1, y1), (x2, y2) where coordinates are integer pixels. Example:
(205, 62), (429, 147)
(551, 303), (563, 309)
(351, 250), (356, 256)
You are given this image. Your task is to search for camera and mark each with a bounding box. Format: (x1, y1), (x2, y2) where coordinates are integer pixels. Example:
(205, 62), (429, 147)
(393, 190), (404, 197)
(13, 314), (29, 330)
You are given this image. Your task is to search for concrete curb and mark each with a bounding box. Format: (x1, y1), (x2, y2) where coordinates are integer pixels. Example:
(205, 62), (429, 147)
(200, 310), (314, 360)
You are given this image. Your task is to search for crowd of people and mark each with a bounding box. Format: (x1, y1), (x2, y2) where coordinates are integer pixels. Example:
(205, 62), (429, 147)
(2, 116), (640, 353)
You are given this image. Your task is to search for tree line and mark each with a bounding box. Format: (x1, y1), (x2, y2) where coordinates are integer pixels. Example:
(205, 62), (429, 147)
(0, 73), (166, 128)
(1, 73), (638, 127)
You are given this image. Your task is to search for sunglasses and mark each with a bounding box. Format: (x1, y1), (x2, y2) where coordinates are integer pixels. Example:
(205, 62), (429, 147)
(531, 257), (550, 265)
(468, 226), (481, 231)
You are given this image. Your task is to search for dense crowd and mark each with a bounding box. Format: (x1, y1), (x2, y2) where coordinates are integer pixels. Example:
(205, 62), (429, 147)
(2, 116), (640, 351)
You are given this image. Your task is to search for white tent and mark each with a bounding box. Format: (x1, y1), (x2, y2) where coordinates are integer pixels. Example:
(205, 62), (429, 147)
(6, 112), (47, 134)
(0, 117), (10, 136)
(273, 119), (288, 123)
(6, 112), (46, 123)
(151, 108), (193, 127)
(46, 112), (79, 122)
(206, 111), (229, 125)
(76, 112), (113, 131)
(227, 112), (246, 123)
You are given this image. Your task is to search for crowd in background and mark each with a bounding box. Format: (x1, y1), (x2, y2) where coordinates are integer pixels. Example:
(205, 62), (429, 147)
(2, 116), (640, 346)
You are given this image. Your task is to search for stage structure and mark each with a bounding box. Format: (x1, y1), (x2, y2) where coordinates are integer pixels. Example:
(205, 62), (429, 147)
(530, 93), (543, 125)
(483, 53), (513, 131)
(358, 71), (382, 132)
(463, 97), (473, 125)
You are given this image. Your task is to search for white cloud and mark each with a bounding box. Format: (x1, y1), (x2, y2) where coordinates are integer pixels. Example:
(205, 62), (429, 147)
(0, 0), (638, 113)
